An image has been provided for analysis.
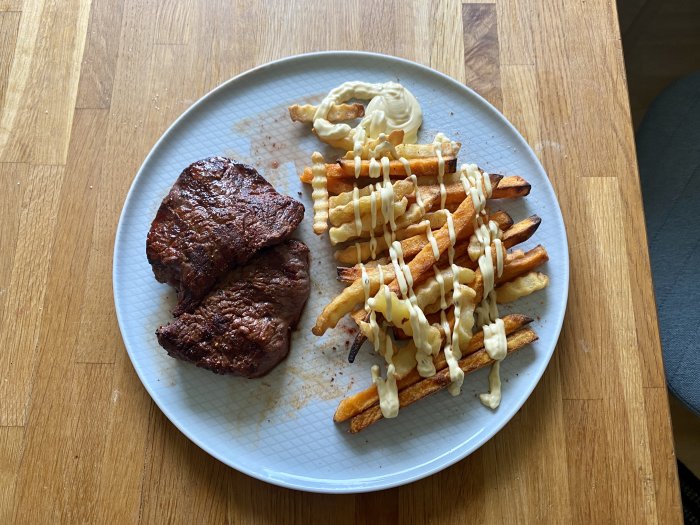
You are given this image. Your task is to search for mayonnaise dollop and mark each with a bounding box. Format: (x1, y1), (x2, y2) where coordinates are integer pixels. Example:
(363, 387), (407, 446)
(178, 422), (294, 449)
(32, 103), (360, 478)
(312, 81), (423, 149)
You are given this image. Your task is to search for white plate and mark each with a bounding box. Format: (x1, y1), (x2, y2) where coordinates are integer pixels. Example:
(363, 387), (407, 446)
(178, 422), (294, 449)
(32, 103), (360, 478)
(114, 51), (569, 493)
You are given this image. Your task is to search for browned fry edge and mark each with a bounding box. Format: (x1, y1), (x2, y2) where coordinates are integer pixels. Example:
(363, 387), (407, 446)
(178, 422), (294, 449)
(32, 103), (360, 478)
(348, 326), (538, 432)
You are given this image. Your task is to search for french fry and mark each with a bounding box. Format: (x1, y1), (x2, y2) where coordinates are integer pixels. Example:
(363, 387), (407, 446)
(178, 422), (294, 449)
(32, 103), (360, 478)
(496, 272), (549, 303)
(471, 245), (549, 303)
(302, 166), (530, 200)
(301, 163), (345, 183)
(329, 180), (413, 227)
(501, 215), (541, 249)
(399, 209), (514, 244)
(418, 176), (531, 206)
(326, 178), (357, 195)
(342, 141), (462, 160)
(329, 182), (374, 208)
(334, 210), (513, 267)
(395, 141), (460, 159)
(334, 313), (533, 422)
(310, 152), (329, 234)
(337, 157), (458, 178)
(334, 232), (423, 265)
(288, 103), (365, 123)
(491, 175), (532, 199)
(345, 326), (538, 431)
(337, 242), (472, 285)
(328, 198), (408, 244)
(312, 267), (397, 336)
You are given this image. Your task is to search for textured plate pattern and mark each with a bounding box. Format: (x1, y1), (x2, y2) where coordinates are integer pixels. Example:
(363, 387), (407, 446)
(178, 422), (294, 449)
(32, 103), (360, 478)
(113, 52), (569, 493)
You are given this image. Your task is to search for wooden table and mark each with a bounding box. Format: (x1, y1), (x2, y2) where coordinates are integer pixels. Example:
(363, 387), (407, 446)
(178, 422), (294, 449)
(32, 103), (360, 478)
(0, 0), (683, 523)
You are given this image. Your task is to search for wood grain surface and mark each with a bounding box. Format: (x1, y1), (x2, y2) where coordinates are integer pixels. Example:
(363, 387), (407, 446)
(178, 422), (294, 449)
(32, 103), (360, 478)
(0, 0), (682, 523)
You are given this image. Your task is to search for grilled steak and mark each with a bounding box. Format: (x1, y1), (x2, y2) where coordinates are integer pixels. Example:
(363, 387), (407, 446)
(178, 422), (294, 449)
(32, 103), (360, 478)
(146, 157), (305, 315)
(155, 240), (310, 378)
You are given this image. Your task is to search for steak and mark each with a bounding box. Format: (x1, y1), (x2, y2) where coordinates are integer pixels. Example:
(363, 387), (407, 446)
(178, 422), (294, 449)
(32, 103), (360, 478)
(146, 157), (305, 315)
(155, 240), (311, 378)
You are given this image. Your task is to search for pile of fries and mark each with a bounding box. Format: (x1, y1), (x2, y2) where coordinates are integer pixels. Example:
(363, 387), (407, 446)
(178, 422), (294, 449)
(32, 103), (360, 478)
(289, 93), (549, 433)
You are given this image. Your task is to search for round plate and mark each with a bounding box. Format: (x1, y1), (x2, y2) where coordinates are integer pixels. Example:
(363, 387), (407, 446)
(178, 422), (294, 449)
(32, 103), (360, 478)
(114, 51), (569, 493)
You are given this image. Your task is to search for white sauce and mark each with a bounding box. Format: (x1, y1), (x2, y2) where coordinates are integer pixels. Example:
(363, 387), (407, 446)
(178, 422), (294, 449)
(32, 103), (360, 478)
(360, 263), (370, 304)
(425, 222), (440, 259)
(372, 364), (399, 418)
(479, 361), (502, 409)
(352, 186), (362, 235)
(483, 318), (507, 361)
(312, 81), (423, 150)
(315, 85), (512, 414)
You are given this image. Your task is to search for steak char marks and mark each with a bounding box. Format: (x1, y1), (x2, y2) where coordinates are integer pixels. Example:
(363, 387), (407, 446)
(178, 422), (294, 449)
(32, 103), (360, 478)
(156, 240), (310, 378)
(146, 157), (304, 315)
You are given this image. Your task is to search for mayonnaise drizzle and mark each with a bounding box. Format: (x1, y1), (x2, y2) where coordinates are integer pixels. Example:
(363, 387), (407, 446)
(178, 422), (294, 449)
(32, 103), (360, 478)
(434, 135), (447, 209)
(352, 186), (362, 235)
(313, 80), (512, 414)
(453, 163), (509, 409)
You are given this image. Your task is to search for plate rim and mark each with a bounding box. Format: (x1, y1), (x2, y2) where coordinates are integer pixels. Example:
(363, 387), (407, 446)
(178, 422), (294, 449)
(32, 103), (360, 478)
(113, 50), (570, 493)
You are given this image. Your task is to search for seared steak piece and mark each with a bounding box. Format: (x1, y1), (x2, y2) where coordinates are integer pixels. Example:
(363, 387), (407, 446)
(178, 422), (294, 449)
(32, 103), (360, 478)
(146, 157), (305, 315)
(155, 240), (310, 378)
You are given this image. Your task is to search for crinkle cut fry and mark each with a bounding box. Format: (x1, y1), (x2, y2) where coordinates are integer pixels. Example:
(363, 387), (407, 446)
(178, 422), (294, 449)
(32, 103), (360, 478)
(333, 314), (532, 422)
(288, 103), (365, 123)
(348, 326), (539, 432)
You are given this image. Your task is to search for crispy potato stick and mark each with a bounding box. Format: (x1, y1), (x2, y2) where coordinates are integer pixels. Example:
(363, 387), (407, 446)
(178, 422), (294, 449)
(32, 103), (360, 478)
(310, 152), (329, 234)
(328, 198), (409, 244)
(329, 174), (434, 209)
(301, 163), (344, 183)
(333, 314), (533, 423)
(328, 182), (379, 208)
(398, 209), (512, 244)
(288, 103), (365, 123)
(501, 215), (541, 249)
(343, 197), (437, 244)
(422, 269), (544, 333)
(335, 232), (423, 265)
(328, 173), (428, 209)
(338, 242), (471, 285)
(312, 268), (397, 336)
(337, 157), (458, 178)
(342, 141), (462, 160)
(472, 245), (549, 303)
(365, 288), (443, 358)
(417, 175), (530, 207)
(335, 210), (513, 266)
(329, 180), (413, 227)
(491, 175), (531, 199)
(302, 162), (453, 184)
(326, 178), (357, 195)
(302, 167), (528, 199)
(348, 327), (538, 432)
(395, 141), (460, 159)
(496, 272), (549, 303)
